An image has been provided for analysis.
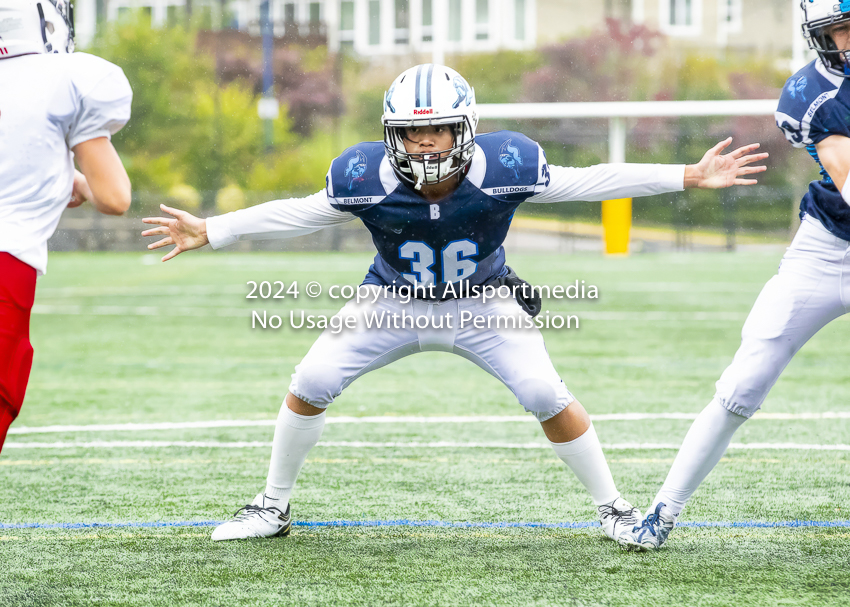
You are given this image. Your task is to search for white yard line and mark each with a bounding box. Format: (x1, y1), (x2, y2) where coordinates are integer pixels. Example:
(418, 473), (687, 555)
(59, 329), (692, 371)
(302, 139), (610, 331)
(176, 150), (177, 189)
(9, 411), (849, 435)
(33, 282), (754, 297)
(4, 440), (850, 451)
(31, 304), (753, 322)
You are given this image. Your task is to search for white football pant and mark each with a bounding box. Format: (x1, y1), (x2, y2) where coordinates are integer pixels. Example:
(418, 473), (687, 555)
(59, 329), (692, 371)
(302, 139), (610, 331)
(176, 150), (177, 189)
(289, 289), (575, 421)
(715, 215), (850, 418)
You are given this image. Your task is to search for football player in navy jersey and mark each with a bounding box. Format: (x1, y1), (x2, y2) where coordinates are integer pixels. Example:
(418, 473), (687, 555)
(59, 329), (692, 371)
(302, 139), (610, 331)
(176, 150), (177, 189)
(621, 0), (850, 551)
(143, 64), (765, 543)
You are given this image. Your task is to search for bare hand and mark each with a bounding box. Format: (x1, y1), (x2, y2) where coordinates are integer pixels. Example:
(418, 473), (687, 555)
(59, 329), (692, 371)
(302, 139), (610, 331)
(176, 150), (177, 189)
(141, 204), (209, 262)
(68, 170), (92, 208)
(684, 138), (769, 189)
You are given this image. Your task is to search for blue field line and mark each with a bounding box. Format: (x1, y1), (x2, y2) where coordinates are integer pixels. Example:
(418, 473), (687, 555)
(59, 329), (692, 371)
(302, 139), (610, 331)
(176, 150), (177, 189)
(3, 519), (850, 531)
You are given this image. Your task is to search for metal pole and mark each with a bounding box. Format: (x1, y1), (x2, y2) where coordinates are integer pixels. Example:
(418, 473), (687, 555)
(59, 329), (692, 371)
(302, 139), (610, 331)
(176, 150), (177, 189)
(608, 116), (626, 164)
(260, 0), (274, 151)
(603, 117), (630, 255)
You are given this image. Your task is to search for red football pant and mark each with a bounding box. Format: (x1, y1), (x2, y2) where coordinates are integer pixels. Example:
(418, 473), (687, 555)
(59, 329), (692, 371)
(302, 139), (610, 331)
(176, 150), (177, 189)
(0, 253), (36, 454)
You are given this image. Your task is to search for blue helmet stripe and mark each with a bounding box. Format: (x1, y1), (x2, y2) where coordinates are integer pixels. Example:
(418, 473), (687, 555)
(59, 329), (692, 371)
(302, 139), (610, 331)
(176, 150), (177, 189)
(414, 65), (423, 108)
(425, 64), (433, 107)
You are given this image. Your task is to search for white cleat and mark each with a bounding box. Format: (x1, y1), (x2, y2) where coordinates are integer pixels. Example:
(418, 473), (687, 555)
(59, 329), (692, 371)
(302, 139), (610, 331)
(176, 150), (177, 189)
(211, 493), (292, 541)
(597, 497), (642, 543)
(618, 502), (676, 551)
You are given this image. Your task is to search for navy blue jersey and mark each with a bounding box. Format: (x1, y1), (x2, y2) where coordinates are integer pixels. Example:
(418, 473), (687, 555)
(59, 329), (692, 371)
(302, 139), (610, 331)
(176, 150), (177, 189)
(776, 60), (850, 241)
(325, 131), (548, 294)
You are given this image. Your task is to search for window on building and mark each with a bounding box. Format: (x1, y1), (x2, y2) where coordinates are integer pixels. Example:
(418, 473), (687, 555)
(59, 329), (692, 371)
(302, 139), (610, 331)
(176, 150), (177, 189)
(475, 0), (488, 41)
(422, 0), (433, 42)
(448, 0), (461, 42)
(369, 0), (381, 45)
(669, 0), (692, 27)
(340, 1), (355, 47)
(721, 0), (742, 32)
(167, 4), (181, 27)
(309, 2), (321, 22)
(307, 2), (322, 36)
(514, 0), (525, 41)
(661, 0), (701, 35)
(395, 0), (410, 45)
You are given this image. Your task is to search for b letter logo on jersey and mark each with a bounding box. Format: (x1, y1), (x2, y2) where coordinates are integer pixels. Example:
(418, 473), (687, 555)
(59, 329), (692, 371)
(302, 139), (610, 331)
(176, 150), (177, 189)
(499, 139), (523, 180)
(430, 204), (440, 220)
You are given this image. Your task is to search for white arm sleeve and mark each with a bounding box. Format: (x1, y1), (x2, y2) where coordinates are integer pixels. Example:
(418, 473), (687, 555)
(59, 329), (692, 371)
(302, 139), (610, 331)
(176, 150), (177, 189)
(528, 163), (686, 203)
(68, 54), (132, 149)
(206, 190), (355, 249)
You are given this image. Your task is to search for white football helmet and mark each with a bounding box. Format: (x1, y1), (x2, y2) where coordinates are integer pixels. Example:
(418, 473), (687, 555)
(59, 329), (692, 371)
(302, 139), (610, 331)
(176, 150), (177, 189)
(382, 64), (478, 190)
(801, 0), (850, 77)
(0, 0), (75, 59)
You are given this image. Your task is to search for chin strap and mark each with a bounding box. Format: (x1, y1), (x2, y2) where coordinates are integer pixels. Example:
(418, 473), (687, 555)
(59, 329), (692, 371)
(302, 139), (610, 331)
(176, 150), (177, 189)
(36, 3), (53, 53)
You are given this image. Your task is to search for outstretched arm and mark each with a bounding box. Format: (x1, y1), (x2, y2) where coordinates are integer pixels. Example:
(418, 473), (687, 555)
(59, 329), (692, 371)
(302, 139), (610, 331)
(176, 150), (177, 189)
(528, 139), (768, 204)
(142, 190), (354, 262)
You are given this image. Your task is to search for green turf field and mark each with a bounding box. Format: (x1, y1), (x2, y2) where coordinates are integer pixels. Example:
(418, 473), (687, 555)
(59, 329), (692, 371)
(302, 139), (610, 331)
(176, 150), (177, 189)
(2, 250), (849, 606)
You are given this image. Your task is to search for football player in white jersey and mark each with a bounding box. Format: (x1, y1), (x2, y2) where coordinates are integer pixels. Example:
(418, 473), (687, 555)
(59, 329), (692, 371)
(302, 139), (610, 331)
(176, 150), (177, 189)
(143, 64), (765, 544)
(620, 0), (850, 551)
(0, 0), (133, 451)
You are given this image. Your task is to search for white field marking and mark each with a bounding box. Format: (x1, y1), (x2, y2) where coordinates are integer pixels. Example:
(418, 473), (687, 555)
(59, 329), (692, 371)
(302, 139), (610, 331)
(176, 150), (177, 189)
(9, 411), (850, 435)
(36, 285), (247, 297)
(30, 304), (749, 322)
(4, 440), (850, 451)
(574, 311), (745, 321)
(30, 302), (850, 324)
(607, 282), (759, 293)
(31, 304), (249, 317)
(34, 282), (753, 297)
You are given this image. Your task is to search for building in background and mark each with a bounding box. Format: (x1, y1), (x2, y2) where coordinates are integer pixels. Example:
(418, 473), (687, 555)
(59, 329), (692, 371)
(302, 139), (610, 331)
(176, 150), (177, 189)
(75, 0), (807, 67)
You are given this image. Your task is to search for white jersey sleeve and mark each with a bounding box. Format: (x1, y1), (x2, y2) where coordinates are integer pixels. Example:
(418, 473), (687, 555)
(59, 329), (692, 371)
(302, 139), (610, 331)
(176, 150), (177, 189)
(66, 53), (133, 148)
(206, 190), (355, 249)
(528, 143), (685, 203)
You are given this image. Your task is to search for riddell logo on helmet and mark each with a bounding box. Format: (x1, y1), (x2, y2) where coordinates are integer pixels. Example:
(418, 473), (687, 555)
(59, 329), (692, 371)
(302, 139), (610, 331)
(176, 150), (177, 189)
(413, 108), (434, 115)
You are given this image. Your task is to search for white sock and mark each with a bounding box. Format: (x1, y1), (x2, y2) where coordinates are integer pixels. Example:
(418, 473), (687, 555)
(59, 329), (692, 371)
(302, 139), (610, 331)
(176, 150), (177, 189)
(263, 403), (326, 507)
(652, 398), (747, 517)
(549, 423), (620, 506)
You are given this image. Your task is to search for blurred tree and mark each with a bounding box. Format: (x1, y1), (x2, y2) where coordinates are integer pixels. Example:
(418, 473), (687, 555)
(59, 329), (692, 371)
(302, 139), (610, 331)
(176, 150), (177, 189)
(196, 29), (344, 136)
(87, 13), (333, 206)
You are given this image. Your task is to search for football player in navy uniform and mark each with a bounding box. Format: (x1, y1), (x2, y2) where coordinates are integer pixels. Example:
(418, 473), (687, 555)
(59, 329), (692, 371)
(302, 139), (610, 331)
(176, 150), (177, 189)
(0, 0), (132, 452)
(621, 0), (850, 550)
(143, 64), (766, 543)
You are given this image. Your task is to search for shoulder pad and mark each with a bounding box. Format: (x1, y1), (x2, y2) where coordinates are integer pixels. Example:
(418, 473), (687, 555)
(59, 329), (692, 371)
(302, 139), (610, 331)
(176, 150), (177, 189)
(64, 53), (128, 93)
(776, 61), (839, 147)
(326, 141), (391, 209)
(475, 131), (541, 196)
